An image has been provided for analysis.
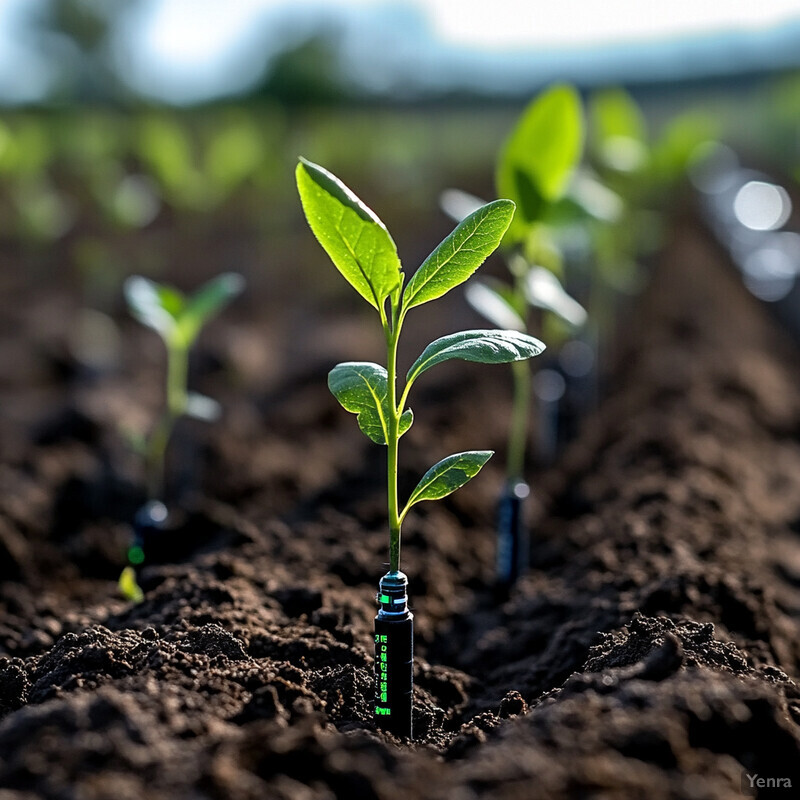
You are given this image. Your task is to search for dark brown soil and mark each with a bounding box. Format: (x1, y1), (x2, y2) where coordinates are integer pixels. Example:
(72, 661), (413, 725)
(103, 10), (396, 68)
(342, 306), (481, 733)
(2, 213), (800, 799)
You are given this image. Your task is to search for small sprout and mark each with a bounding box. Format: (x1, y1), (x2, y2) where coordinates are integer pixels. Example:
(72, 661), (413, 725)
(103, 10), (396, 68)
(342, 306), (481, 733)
(120, 271), (243, 600)
(124, 271), (244, 500)
(445, 85), (587, 483)
(443, 85), (589, 590)
(297, 158), (544, 738)
(118, 566), (144, 603)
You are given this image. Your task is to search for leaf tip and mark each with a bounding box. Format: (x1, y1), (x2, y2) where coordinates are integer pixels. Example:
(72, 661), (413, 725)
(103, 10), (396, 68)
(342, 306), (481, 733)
(295, 157), (318, 188)
(490, 198), (516, 230)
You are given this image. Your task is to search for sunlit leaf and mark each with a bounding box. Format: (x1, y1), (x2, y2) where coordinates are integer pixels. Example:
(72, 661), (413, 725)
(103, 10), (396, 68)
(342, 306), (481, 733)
(124, 276), (182, 339)
(296, 159), (402, 310)
(590, 89), (648, 172)
(524, 268), (587, 328)
(119, 566), (144, 603)
(407, 329), (544, 384)
(496, 85), (584, 241)
(563, 171), (623, 223)
(403, 200), (514, 310)
(464, 281), (525, 331)
(405, 451), (493, 511)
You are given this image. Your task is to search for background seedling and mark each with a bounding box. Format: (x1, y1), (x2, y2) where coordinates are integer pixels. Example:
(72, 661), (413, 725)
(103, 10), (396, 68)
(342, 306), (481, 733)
(296, 158), (544, 739)
(119, 271), (244, 600)
(441, 85), (590, 588)
(588, 87), (718, 296)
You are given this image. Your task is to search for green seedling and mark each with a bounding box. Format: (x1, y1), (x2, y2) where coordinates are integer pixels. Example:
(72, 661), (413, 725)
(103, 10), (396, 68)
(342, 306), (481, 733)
(119, 271), (244, 601)
(125, 271), (244, 500)
(118, 565), (143, 603)
(444, 85), (588, 479)
(589, 88), (718, 291)
(296, 158), (544, 738)
(442, 85), (594, 588)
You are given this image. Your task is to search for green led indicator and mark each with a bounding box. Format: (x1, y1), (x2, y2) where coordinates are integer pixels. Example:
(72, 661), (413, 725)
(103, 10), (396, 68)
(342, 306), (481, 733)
(128, 545), (145, 565)
(375, 706), (391, 716)
(380, 594), (391, 604)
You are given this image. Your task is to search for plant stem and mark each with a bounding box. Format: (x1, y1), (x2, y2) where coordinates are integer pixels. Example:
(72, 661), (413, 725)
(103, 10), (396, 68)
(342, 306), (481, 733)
(506, 357), (530, 481)
(506, 272), (531, 482)
(385, 307), (402, 575)
(145, 412), (172, 501)
(145, 339), (188, 501)
(167, 337), (188, 418)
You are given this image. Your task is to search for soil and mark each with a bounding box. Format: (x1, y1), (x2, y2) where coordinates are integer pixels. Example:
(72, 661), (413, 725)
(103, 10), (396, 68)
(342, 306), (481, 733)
(2, 207), (800, 799)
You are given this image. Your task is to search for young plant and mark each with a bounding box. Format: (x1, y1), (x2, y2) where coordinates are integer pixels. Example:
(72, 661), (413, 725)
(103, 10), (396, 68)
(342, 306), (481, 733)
(119, 271), (244, 600)
(296, 158), (544, 739)
(441, 85), (589, 588)
(588, 87), (717, 294)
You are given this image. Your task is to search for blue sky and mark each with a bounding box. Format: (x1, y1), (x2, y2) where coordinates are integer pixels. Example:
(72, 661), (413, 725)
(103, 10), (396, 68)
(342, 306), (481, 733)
(1, 0), (800, 103)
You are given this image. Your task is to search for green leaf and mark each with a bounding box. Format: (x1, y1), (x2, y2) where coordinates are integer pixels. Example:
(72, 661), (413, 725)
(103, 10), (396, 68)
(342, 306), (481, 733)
(119, 566), (144, 603)
(403, 200), (514, 310)
(561, 171), (623, 224)
(328, 362), (412, 445)
(178, 272), (244, 344)
(126, 273), (243, 346)
(496, 85), (584, 239)
(405, 451), (493, 512)
(125, 276), (184, 339)
(407, 329), (544, 385)
(588, 90), (653, 173)
(464, 281), (525, 331)
(590, 89), (647, 147)
(296, 159), (402, 310)
(524, 268), (587, 328)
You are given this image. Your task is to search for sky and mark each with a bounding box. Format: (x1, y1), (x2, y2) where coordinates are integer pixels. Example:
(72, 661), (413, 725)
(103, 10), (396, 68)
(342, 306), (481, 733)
(1, 0), (800, 103)
(126, 0), (800, 54)
(425, 0), (800, 47)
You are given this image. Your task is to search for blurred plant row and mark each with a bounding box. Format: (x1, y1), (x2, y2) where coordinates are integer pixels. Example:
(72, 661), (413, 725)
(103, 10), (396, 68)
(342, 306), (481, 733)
(4, 75), (799, 254)
(0, 107), (510, 241)
(0, 65), (796, 249)
(0, 89), (730, 249)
